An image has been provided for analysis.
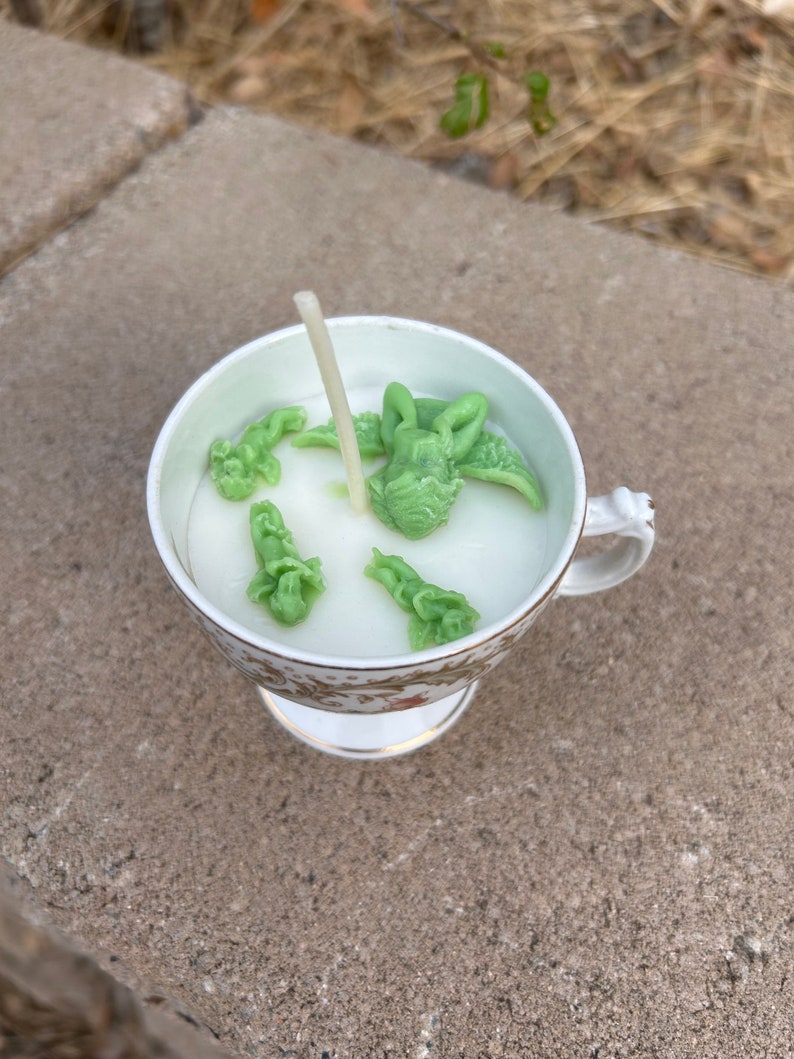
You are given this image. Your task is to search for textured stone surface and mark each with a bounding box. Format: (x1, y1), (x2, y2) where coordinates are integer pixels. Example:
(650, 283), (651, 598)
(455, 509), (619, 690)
(0, 19), (194, 274)
(1, 49), (793, 1059)
(0, 861), (230, 1058)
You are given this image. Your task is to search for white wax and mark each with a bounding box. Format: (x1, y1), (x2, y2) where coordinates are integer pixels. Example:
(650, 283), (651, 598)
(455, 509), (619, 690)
(187, 387), (548, 658)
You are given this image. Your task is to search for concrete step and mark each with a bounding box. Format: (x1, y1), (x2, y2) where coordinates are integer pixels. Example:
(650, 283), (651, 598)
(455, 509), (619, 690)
(0, 19), (195, 275)
(2, 19), (794, 1059)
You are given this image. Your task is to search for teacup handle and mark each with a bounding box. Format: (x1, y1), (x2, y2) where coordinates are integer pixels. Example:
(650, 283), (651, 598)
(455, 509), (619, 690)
(557, 487), (655, 596)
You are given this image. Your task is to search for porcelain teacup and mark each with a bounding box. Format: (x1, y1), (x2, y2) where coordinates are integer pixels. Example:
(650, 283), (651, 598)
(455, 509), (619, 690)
(147, 317), (654, 758)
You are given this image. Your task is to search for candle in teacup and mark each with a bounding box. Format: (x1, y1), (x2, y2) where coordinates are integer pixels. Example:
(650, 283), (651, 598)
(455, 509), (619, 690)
(185, 294), (547, 658)
(149, 310), (654, 757)
(187, 384), (548, 658)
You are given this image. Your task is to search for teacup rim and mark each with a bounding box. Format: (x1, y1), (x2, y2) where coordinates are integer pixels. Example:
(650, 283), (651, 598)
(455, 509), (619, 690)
(147, 315), (587, 669)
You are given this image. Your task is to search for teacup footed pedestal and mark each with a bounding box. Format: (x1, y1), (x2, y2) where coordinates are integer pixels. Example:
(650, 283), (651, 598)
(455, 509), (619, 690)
(260, 684), (479, 759)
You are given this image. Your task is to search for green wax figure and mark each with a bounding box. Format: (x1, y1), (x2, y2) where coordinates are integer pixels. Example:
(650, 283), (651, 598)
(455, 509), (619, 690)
(367, 383), (488, 540)
(414, 396), (542, 509)
(457, 432), (543, 510)
(292, 410), (385, 458)
(288, 384), (542, 538)
(365, 547), (480, 651)
(210, 406), (307, 500)
(246, 501), (326, 626)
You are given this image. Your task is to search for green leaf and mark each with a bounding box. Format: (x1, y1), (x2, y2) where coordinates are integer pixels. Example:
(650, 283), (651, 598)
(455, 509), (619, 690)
(440, 73), (490, 139)
(483, 41), (506, 58)
(524, 71), (550, 101)
(524, 71), (556, 136)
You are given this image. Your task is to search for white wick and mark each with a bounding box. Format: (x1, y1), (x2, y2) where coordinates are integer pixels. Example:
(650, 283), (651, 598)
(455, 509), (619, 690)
(293, 291), (368, 515)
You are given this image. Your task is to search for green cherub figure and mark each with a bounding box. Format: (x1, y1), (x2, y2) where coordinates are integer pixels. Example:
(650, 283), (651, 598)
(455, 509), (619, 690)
(366, 382), (489, 540)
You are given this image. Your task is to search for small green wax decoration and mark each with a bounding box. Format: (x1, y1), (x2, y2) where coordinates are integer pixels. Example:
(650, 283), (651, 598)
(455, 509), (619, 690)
(365, 548), (480, 651)
(292, 410), (385, 459)
(367, 383), (488, 540)
(246, 501), (325, 626)
(210, 406), (307, 500)
(414, 396), (542, 510)
(457, 432), (543, 510)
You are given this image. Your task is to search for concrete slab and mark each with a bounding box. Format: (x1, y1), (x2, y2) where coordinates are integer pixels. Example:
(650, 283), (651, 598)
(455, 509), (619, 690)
(1, 98), (793, 1057)
(0, 20), (194, 275)
(1, 860), (231, 1058)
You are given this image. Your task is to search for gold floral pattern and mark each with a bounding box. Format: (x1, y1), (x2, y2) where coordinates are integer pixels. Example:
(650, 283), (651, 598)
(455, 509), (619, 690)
(171, 567), (557, 715)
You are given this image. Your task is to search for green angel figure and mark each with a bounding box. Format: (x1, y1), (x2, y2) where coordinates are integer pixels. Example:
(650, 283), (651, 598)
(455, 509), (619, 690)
(367, 382), (489, 540)
(209, 406), (307, 501)
(365, 548), (480, 651)
(246, 501), (325, 626)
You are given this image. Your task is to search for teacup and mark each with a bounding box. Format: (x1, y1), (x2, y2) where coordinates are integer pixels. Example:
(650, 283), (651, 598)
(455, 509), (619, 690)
(147, 317), (654, 758)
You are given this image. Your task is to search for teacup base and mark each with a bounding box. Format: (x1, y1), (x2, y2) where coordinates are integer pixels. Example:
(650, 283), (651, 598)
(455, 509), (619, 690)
(258, 683), (479, 760)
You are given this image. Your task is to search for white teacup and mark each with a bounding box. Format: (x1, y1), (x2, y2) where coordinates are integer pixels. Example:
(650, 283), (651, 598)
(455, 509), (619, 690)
(147, 317), (654, 758)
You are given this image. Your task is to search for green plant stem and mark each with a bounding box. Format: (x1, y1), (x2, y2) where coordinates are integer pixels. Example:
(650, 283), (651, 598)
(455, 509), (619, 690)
(395, 0), (505, 73)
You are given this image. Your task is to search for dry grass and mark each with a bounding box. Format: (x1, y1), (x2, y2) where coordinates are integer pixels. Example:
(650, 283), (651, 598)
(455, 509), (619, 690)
(6, 0), (794, 281)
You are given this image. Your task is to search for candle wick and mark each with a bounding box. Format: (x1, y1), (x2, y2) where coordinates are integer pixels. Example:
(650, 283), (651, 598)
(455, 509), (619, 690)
(293, 291), (368, 515)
